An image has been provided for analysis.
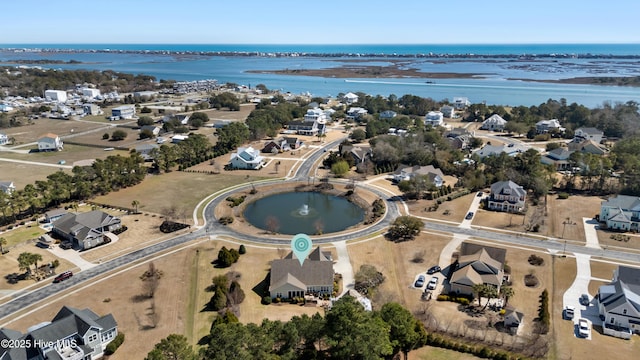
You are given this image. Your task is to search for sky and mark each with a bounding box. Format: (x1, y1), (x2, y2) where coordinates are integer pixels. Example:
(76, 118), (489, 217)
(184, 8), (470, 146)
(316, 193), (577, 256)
(1, 0), (639, 44)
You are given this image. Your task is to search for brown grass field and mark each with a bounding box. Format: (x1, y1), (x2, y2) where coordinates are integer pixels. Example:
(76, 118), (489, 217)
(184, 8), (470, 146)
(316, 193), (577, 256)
(0, 143), (130, 166)
(2, 118), (108, 146)
(0, 161), (72, 189)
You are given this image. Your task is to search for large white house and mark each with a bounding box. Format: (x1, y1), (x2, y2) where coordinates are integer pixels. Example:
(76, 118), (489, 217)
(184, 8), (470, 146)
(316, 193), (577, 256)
(0, 306), (117, 360)
(44, 89), (67, 103)
(424, 111), (444, 127)
(111, 105), (136, 120)
(392, 164), (444, 188)
(599, 194), (640, 232)
(535, 119), (564, 134)
(597, 266), (640, 339)
(229, 146), (265, 170)
(574, 127), (604, 143)
(488, 180), (526, 213)
(453, 97), (470, 109)
(343, 92), (359, 104)
(81, 87), (101, 98)
(38, 133), (63, 151)
(480, 114), (507, 131)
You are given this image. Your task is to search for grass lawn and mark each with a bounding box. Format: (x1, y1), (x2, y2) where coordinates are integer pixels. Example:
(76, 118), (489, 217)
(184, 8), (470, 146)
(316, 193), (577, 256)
(0, 223), (46, 248)
(408, 346), (481, 360)
(0, 143), (129, 165)
(93, 172), (270, 222)
(0, 162), (72, 189)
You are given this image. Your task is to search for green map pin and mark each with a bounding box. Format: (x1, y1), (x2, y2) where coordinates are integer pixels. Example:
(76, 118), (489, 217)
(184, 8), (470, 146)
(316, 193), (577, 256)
(291, 233), (313, 266)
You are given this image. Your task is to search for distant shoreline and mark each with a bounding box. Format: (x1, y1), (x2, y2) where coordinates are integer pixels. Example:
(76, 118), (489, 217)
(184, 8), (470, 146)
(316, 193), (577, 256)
(2, 47), (640, 60)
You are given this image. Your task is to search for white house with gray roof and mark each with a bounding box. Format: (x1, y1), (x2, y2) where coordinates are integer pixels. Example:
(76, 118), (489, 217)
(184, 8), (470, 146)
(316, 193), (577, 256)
(480, 114), (507, 131)
(599, 195), (640, 232)
(574, 127), (604, 144)
(597, 266), (640, 338)
(0, 306), (117, 360)
(229, 146), (265, 170)
(52, 210), (121, 250)
(488, 180), (526, 213)
(269, 247), (334, 299)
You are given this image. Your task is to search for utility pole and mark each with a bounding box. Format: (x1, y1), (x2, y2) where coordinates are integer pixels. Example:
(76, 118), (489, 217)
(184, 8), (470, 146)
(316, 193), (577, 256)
(561, 217), (576, 256)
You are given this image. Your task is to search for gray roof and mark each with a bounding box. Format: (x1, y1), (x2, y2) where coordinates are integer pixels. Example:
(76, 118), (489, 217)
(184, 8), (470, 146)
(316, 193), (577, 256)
(270, 247), (334, 291)
(599, 266), (640, 313)
(602, 195), (640, 211)
(53, 210), (120, 241)
(45, 208), (68, 218)
(490, 180), (526, 199)
(545, 147), (573, 160)
(576, 127), (603, 135)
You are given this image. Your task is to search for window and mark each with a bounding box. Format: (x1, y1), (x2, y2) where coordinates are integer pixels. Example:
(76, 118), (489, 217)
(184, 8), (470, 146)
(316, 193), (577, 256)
(623, 309), (627, 315)
(611, 317), (615, 324)
(88, 333), (98, 342)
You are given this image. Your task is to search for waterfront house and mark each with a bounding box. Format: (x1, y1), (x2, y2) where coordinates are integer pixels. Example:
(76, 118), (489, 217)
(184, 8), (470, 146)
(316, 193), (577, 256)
(453, 97), (470, 109)
(346, 107), (368, 121)
(343, 92), (359, 104)
(488, 180), (526, 213)
(441, 105), (455, 118)
(535, 119), (564, 134)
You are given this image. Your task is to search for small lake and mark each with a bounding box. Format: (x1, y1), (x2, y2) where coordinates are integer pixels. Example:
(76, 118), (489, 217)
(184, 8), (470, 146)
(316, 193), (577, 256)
(243, 192), (365, 235)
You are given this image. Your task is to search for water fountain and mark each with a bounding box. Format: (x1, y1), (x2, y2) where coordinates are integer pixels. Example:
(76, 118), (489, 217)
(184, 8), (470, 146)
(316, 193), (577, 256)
(299, 204), (309, 216)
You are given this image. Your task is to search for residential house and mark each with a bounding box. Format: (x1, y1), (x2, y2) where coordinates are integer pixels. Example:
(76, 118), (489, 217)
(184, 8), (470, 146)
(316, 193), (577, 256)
(453, 97), (471, 109)
(392, 164), (445, 188)
(38, 133), (63, 151)
(111, 105), (135, 120)
(488, 180), (526, 213)
(81, 87), (101, 98)
(0, 305), (117, 360)
(424, 111), (444, 127)
(343, 92), (359, 104)
(574, 127), (604, 144)
(269, 247), (334, 299)
(171, 134), (189, 143)
(504, 306), (524, 331)
(52, 210), (122, 250)
(599, 195), (640, 232)
(474, 143), (527, 158)
(0, 181), (15, 194)
(44, 208), (68, 223)
(379, 110), (397, 119)
(535, 119), (564, 134)
(303, 107), (328, 134)
(140, 125), (161, 137)
(346, 107), (368, 121)
(0, 132), (9, 145)
(135, 143), (159, 161)
(229, 146), (265, 170)
(597, 265), (640, 338)
(262, 137), (302, 153)
(444, 128), (472, 150)
(441, 105), (455, 118)
(450, 242), (506, 297)
(568, 139), (608, 155)
(340, 144), (372, 168)
(540, 147), (574, 171)
(44, 89), (67, 103)
(0, 104), (14, 112)
(162, 114), (191, 125)
(480, 114), (507, 131)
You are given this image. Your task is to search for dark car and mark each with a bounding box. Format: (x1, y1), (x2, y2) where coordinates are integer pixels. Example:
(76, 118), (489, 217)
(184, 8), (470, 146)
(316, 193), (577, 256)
(477, 191), (483, 197)
(53, 271), (73, 283)
(580, 294), (590, 306)
(35, 242), (50, 249)
(427, 265), (441, 274)
(60, 242), (73, 250)
(465, 212), (474, 220)
(414, 275), (425, 288)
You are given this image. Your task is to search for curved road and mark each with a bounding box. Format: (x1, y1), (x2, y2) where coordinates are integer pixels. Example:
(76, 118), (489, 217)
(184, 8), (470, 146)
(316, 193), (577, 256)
(3, 134), (640, 322)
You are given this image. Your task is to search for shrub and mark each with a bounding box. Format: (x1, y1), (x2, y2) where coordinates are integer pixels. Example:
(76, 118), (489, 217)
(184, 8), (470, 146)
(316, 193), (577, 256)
(102, 133), (109, 140)
(225, 195), (246, 207)
(528, 254), (545, 266)
(218, 216), (234, 225)
(261, 296), (272, 305)
(51, 259), (60, 268)
(104, 332), (125, 355)
(159, 220), (189, 233)
(558, 192), (570, 199)
(437, 294), (450, 301)
(238, 245), (246, 254)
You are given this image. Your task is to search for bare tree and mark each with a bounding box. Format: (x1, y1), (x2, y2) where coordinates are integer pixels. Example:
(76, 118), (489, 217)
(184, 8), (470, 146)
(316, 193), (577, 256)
(265, 216), (280, 234)
(140, 262), (163, 298)
(277, 247), (287, 259)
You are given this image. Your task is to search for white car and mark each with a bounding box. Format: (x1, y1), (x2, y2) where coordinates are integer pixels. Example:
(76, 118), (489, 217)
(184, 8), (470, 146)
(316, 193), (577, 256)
(564, 306), (575, 320)
(427, 276), (439, 290)
(578, 318), (591, 338)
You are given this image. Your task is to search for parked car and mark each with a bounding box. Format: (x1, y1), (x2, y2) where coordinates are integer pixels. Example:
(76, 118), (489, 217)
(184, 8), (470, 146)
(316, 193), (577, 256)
(60, 242), (73, 250)
(465, 212), (474, 220)
(427, 265), (441, 274)
(578, 318), (591, 338)
(53, 271), (73, 283)
(35, 242), (50, 249)
(414, 275), (425, 288)
(427, 276), (439, 290)
(564, 305), (575, 320)
(477, 191), (483, 197)
(580, 294), (590, 306)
